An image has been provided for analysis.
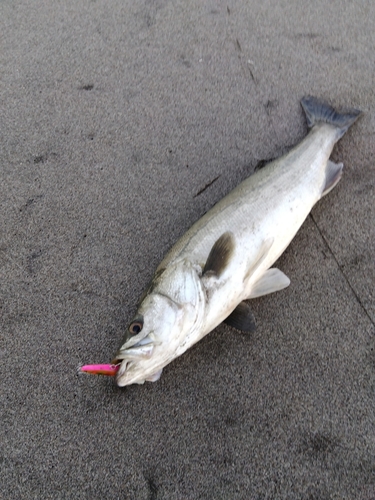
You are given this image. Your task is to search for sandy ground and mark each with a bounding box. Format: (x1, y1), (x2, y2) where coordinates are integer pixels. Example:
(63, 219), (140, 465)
(1, 1), (374, 498)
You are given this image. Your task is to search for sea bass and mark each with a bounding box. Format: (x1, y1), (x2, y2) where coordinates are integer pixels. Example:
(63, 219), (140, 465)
(89, 97), (362, 387)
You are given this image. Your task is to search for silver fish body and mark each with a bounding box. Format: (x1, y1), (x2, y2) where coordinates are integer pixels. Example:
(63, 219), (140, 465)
(113, 96), (361, 387)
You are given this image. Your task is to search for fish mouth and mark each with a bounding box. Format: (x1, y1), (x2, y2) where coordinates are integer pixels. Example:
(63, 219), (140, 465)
(112, 338), (155, 363)
(112, 342), (155, 364)
(114, 359), (132, 382)
(113, 359), (148, 387)
(111, 336), (157, 386)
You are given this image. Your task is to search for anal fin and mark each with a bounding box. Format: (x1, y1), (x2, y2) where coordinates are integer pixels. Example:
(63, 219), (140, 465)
(248, 268), (290, 299)
(224, 301), (256, 333)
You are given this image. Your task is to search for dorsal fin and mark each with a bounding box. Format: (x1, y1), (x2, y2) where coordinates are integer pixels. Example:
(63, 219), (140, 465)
(203, 232), (235, 277)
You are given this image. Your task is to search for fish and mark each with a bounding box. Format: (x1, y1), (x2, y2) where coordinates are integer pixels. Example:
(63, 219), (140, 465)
(97, 96), (362, 387)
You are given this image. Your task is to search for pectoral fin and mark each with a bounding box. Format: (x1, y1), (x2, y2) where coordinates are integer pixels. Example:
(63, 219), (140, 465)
(224, 301), (256, 333)
(146, 369), (163, 382)
(248, 268), (290, 299)
(203, 231), (235, 277)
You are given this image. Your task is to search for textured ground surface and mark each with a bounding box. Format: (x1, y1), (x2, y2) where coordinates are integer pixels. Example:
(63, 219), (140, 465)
(1, 1), (374, 499)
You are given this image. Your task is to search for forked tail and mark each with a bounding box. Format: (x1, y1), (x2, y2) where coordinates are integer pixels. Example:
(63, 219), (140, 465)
(301, 96), (362, 140)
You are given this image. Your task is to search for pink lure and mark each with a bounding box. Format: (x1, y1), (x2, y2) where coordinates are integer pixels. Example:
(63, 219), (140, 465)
(80, 363), (120, 376)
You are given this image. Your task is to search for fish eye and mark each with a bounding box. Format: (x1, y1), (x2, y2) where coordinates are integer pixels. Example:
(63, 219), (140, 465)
(129, 320), (143, 335)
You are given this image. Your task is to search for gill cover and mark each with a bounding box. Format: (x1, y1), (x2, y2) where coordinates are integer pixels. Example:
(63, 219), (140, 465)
(113, 259), (205, 386)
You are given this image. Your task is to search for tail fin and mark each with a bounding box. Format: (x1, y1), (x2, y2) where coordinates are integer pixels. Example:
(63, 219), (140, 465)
(301, 96), (362, 139)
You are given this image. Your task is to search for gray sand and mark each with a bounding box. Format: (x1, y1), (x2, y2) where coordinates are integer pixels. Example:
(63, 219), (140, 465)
(1, 1), (374, 498)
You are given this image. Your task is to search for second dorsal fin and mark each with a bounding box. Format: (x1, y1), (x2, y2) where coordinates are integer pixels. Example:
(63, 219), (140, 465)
(321, 160), (343, 197)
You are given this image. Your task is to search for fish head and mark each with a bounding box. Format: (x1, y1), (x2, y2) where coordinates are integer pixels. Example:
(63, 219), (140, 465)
(113, 260), (205, 386)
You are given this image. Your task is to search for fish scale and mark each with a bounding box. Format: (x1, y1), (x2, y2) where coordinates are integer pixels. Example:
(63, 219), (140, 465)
(162, 130), (331, 270)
